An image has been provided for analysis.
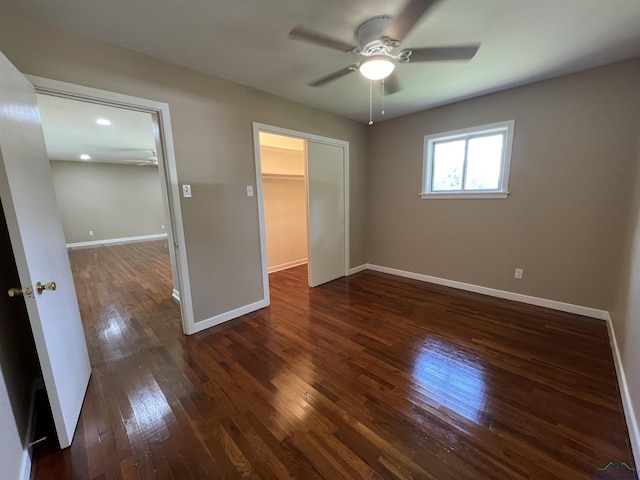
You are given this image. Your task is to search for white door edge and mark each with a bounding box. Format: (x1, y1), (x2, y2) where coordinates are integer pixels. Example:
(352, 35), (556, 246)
(26, 75), (196, 335)
(252, 122), (350, 301)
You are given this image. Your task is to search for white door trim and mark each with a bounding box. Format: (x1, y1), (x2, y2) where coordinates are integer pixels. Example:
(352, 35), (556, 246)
(252, 122), (350, 301)
(25, 75), (196, 335)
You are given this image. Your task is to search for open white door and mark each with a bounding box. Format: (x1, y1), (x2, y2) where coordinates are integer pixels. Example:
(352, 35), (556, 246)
(0, 52), (91, 448)
(307, 141), (346, 287)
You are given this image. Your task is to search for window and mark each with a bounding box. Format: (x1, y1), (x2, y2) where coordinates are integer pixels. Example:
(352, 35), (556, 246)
(421, 120), (515, 199)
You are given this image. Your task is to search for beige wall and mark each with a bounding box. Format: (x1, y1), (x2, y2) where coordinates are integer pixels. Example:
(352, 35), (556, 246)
(0, 11), (368, 324)
(50, 160), (166, 244)
(610, 133), (640, 457)
(367, 59), (640, 310)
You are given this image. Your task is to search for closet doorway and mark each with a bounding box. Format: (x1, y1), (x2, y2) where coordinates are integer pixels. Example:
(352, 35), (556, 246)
(260, 133), (309, 274)
(253, 123), (349, 299)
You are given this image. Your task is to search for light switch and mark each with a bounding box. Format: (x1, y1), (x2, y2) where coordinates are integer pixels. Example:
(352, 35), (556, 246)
(182, 184), (192, 198)
(246, 185), (254, 197)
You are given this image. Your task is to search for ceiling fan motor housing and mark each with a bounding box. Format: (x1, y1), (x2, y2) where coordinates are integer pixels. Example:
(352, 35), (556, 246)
(355, 16), (398, 55)
(291, 0), (480, 90)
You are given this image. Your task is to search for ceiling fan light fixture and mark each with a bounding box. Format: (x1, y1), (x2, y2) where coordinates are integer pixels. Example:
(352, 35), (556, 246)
(359, 55), (395, 80)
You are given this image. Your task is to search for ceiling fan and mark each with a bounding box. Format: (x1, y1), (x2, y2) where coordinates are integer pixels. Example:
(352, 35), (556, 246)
(120, 149), (159, 167)
(288, 0), (480, 95)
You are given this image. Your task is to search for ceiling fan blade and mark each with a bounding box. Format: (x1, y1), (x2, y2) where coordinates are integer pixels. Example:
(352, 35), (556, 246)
(308, 66), (358, 87)
(131, 159), (157, 166)
(288, 27), (356, 52)
(383, 74), (403, 95)
(383, 0), (439, 43)
(402, 44), (480, 62)
(124, 159), (154, 164)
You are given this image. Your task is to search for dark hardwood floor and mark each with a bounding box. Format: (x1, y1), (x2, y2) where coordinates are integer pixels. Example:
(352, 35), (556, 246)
(31, 240), (636, 479)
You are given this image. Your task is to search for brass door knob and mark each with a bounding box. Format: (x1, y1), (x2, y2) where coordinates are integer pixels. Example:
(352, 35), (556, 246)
(36, 281), (56, 295)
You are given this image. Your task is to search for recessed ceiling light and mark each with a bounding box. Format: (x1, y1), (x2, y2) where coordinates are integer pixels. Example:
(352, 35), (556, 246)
(80, 154), (91, 160)
(95, 118), (111, 126)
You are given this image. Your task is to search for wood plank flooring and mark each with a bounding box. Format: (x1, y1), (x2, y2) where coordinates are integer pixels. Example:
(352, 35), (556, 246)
(31, 240), (636, 479)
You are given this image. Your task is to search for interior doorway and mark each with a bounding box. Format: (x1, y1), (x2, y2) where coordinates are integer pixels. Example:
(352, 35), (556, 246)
(28, 75), (195, 334)
(259, 132), (309, 276)
(253, 123), (349, 301)
(35, 93), (182, 314)
(0, 55), (194, 455)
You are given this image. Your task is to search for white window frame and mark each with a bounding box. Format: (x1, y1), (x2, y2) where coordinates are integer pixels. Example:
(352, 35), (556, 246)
(421, 120), (515, 199)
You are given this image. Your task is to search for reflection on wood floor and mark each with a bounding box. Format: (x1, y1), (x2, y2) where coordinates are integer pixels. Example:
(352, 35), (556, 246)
(32, 240), (636, 479)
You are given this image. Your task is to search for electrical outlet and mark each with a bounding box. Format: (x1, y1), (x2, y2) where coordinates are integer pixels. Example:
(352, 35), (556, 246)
(89, 230), (94, 236)
(514, 268), (523, 279)
(161, 224), (165, 229)
(182, 184), (192, 198)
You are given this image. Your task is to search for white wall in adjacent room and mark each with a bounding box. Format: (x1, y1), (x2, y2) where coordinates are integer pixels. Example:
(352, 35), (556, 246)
(50, 160), (166, 244)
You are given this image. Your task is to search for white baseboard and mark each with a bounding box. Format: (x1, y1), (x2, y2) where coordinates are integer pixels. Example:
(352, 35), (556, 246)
(348, 264), (367, 275)
(66, 233), (168, 248)
(192, 299), (269, 333)
(366, 264), (609, 320)
(268, 259), (307, 274)
(605, 314), (640, 467)
(172, 289), (180, 303)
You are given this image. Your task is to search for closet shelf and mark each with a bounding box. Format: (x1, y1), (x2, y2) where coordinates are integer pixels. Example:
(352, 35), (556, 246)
(262, 173), (305, 179)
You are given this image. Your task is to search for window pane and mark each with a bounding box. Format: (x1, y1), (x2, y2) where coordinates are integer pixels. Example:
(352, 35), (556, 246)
(432, 140), (465, 191)
(464, 134), (504, 190)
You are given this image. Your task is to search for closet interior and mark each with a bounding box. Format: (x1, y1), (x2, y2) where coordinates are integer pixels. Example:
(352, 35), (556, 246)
(259, 132), (308, 274)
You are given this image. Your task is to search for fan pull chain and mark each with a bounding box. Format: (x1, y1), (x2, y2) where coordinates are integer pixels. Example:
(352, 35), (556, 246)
(381, 79), (385, 116)
(369, 80), (373, 125)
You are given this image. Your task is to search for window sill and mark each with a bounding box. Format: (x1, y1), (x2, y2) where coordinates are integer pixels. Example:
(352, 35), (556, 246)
(419, 192), (510, 200)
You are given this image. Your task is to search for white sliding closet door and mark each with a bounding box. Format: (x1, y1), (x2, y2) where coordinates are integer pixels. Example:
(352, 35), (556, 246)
(307, 141), (345, 287)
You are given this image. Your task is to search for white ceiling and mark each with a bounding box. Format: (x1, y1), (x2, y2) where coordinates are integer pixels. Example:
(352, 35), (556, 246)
(7, 1), (640, 123)
(37, 94), (158, 165)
